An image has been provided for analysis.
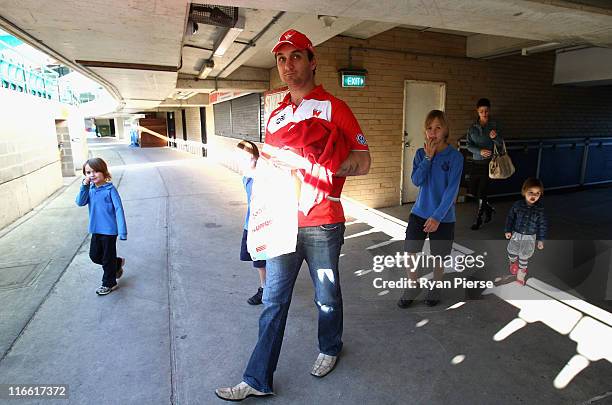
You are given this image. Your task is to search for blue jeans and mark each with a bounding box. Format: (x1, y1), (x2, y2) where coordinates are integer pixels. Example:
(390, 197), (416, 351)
(243, 223), (346, 393)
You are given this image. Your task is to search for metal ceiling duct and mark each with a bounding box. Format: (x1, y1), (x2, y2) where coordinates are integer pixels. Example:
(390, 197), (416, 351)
(189, 4), (238, 28)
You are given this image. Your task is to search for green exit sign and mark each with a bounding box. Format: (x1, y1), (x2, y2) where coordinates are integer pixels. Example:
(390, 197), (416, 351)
(340, 69), (367, 88)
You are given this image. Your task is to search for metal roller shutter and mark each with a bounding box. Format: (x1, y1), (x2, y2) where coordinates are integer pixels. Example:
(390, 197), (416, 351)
(213, 101), (232, 137)
(213, 93), (261, 142)
(231, 93), (260, 142)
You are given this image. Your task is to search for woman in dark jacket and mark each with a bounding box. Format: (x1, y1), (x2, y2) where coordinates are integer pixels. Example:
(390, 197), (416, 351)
(466, 98), (504, 230)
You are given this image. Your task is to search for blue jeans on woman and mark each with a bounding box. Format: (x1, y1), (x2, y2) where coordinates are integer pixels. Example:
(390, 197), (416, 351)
(242, 223), (346, 393)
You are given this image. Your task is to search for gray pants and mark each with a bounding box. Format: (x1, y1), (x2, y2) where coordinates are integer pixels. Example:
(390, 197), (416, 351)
(507, 232), (536, 270)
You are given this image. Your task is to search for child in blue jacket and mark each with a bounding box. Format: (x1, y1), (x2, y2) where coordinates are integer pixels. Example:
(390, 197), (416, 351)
(236, 140), (267, 305)
(504, 178), (547, 285)
(76, 157), (127, 295)
(398, 110), (464, 308)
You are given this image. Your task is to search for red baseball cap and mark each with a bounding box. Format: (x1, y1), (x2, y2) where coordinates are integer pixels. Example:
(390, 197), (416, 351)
(271, 29), (314, 54)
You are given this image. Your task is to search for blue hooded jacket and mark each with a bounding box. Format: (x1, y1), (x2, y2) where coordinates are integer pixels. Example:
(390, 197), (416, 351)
(76, 182), (127, 239)
(411, 145), (464, 223)
(243, 176), (253, 230)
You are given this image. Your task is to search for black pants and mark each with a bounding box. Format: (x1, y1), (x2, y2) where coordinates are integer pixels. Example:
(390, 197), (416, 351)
(469, 159), (490, 199)
(405, 214), (455, 256)
(89, 234), (122, 288)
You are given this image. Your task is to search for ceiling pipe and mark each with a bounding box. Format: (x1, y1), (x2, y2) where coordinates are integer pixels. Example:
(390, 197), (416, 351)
(482, 42), (588, 59)
(348, 45), (473, 68)
(183, 44), (214, 52)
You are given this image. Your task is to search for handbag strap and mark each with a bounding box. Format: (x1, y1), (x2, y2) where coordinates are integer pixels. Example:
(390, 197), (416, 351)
(493, 141), (507, 156)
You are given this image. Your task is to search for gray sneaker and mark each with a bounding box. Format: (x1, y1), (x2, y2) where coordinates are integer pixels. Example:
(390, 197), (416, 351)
(96, 285), (118, 296)
(215, 381), (272, 401)
(397, 287), (421, 308)
(310, 353), (338, 378)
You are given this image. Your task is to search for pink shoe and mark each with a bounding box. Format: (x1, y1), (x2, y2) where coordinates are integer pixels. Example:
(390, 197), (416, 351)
(509, 261), (519, 275)
(516, 267), (528, 285)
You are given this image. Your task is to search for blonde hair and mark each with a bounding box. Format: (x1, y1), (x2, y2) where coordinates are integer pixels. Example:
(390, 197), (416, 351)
(424, 110), (450, 140)
(82, 157), (111, 181)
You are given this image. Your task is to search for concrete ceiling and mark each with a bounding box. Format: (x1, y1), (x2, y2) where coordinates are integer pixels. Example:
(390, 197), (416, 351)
(217, 1), (612, 46)
(0, 0), (188, 113)
(1, 0), (612, 114)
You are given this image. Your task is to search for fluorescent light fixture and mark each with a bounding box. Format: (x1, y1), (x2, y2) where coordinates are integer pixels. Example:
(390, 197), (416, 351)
(198, 60), (214, 79)
(213, 16), (245, 57)
(521, 42), (561, 56)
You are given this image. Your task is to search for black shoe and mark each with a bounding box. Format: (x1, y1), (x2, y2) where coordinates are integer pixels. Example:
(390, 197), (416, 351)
(470, 216), (483, 230)
(471, 199), (485, 230)
(247, 287), (263, 305)
(397, 288), (420, 308)
(425, 288), (441, 307)
(116, 258), (125, 279)
(483, 203), (495, 224)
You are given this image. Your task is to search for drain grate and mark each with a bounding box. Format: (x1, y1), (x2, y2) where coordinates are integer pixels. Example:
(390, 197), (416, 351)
(0, 260), (50, 291)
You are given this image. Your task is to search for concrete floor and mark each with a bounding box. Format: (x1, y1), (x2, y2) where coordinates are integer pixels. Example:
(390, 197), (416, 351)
(0, 138), (610, 404)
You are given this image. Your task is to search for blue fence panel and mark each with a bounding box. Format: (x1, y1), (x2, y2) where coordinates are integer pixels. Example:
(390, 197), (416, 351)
(460, 136), (612, 196)
(540, 145), (584, 188)
(584, 143), (612, 184)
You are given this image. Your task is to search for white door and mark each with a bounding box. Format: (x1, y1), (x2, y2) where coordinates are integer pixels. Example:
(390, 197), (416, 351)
(401, 81), (446, 203)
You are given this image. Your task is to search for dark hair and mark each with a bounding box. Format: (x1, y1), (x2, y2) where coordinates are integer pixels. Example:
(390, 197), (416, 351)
(82, 157), (111, 180)
(424, 109), (450, 140)
(236, 140), (260, 159)
(307, 49), (316, 76)
(476, 98), (491, 108)
(521, 177), (544, 196)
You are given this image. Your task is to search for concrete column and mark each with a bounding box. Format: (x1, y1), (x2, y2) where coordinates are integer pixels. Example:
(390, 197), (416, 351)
(115, 117), (126, 140)
(55, 120), (75, 176)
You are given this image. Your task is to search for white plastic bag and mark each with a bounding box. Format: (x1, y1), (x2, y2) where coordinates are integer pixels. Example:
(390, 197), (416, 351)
(247, 157), (298, 260)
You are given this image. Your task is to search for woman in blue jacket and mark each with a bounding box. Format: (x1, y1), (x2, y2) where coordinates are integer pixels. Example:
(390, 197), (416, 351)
(76, 157), (127, 295)
(466, 98), (504, 230)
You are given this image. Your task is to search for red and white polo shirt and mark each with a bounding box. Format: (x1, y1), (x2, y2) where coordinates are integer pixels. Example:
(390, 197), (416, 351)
(265, 85), (369, 227)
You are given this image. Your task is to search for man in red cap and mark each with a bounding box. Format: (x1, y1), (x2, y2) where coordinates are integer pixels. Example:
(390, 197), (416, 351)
(216, 29), (371, 401)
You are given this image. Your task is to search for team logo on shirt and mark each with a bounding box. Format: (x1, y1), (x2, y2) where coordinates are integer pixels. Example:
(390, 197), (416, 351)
(356, 134), (367, 145)
(312, 109), (322, 117)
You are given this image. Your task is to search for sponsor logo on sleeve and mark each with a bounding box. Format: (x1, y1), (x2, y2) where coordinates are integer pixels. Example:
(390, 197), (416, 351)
(275, 113), (286, 125)
(356, 134), (368, 145)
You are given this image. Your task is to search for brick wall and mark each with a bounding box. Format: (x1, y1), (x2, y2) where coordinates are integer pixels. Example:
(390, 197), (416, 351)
(184, 107), (202, 142)
(171, 109), (183, 140)
(270, 27), (612, 208)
